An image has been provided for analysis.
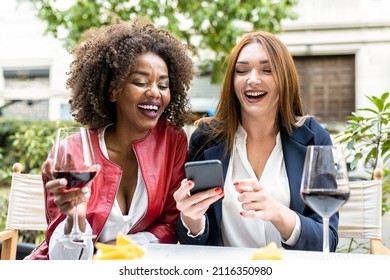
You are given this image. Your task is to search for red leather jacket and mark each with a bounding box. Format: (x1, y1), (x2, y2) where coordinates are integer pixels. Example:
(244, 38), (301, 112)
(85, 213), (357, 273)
(29, 120), (188, 259)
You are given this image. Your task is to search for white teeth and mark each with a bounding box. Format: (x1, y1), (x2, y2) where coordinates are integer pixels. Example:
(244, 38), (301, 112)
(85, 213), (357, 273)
(246, 91), (266, 97)
(138, 105), (159, 111)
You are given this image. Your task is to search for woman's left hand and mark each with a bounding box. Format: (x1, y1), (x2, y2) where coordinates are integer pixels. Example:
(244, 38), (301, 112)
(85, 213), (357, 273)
(234, 178), (296, 240)
(234, 179), (282, 221)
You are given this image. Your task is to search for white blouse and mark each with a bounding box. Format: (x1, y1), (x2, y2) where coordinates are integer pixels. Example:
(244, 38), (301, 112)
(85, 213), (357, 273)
(97, 125), (157, 244)
(221, 124), (301, 247)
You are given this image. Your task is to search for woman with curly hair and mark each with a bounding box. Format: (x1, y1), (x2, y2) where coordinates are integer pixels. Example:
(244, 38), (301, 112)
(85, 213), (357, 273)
(28, 18), (195, 260)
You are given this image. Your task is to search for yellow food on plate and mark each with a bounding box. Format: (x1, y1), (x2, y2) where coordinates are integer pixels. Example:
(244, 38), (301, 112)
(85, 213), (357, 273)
(251, 242), (282, 260)
(93, 232), (145, 260)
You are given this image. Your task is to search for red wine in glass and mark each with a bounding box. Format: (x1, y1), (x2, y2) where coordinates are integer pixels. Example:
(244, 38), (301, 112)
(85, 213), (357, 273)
(52, 171), (97, 189)
(301, 189), (350, 218)
(300, 145), (350, 257)
(52, 127), (98, 241)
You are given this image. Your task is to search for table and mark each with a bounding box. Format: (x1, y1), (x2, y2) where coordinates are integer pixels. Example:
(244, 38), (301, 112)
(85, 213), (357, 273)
(143, 243), (390, 260)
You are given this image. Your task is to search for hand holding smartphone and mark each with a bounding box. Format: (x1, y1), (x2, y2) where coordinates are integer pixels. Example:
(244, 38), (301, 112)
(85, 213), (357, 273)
(184, 159), (224, 195)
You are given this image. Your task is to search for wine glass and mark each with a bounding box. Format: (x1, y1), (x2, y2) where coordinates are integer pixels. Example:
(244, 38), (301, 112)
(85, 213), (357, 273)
(52, 127), (98, 241)
(300, 145), (350, 257)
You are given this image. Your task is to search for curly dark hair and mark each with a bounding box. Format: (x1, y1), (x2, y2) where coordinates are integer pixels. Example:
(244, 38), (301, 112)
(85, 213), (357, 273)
(66, 17), (196, 128)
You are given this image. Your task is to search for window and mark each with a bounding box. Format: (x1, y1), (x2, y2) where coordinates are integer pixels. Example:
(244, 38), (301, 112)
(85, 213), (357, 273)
(1, 68), (50, 119)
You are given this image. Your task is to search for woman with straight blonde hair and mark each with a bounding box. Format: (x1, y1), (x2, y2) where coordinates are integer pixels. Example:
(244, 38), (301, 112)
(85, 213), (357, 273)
(174, 31), (336, 251)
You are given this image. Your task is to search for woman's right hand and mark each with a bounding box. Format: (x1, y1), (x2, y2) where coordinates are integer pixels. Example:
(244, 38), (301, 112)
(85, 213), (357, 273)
(43, 159), (100, 233)
(173, 178), (224, 235)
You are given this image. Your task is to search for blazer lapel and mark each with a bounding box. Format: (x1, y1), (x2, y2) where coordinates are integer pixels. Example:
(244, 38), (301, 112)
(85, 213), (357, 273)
(204, 141), (229, 236)
(204, 141), (230, 178)
(281, 121), (315, 213)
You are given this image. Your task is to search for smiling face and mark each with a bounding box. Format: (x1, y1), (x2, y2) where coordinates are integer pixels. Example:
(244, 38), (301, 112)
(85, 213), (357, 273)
(233, 42), (278, 122)
(110, 52), (171, 135)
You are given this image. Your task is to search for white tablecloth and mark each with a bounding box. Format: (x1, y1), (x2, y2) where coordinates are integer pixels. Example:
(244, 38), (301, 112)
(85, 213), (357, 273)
(143, 243), (390, 260)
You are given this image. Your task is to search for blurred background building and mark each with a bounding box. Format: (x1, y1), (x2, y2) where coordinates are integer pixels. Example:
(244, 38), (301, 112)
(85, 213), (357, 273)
(0, 0), (221, 123)
(0, 0), (71, 120)
(279, 0), (390, 123)
(1, 0), (390, 124)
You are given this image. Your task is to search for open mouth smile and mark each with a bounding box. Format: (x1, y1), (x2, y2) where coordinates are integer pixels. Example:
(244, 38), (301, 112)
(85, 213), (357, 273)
(138, 102), (161, 119)
(245, 91), (267, 99)
(138, 104), (159, 113)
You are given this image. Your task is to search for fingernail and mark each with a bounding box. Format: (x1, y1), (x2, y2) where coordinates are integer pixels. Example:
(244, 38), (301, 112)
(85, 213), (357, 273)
(81, 187), (89, 193)
(59, 179), (66, 186)
(240, 212), (244, 216)
(233, 182), (239, 187)
(215, 187), (223, 195)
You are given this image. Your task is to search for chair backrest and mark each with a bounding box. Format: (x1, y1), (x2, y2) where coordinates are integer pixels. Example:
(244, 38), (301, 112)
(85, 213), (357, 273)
(338, 168), (390, 254)
(0, 163), (46, 260)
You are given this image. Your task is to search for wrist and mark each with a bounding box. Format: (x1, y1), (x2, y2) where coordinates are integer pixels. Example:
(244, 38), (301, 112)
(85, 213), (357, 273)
(182, 214), (206, 236)
(274, 205), (296, 240)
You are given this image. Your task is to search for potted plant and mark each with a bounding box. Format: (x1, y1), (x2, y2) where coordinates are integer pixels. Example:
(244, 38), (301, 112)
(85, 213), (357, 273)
(336, 91), (390, 213)
(336, 91), (390, 252)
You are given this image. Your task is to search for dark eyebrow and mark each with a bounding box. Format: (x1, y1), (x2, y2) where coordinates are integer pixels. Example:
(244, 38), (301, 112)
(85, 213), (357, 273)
(131, 70), (169, 79)
(132, 70), (149, 76)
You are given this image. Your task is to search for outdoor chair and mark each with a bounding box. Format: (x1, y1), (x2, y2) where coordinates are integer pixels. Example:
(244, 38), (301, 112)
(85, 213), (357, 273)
(0, 163), (46, 260)
(338, 168), (390, 254)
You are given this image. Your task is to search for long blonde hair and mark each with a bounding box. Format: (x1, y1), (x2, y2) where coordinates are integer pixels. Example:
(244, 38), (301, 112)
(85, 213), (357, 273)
(197, 31), (305, 155)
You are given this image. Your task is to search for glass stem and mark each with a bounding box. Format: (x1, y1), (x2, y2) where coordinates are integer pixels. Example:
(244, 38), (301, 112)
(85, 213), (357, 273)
(323, 217), (330, 255)
(72, 204), (81, 236)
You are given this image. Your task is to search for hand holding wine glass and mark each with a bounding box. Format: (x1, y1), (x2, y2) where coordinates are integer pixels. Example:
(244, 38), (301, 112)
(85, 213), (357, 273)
(300, 145), (350, 257)
(51, 127), (99, 242)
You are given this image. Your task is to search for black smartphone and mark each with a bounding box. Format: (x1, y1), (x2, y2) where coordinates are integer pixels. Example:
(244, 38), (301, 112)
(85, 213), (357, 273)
(184, 159), (224, 195)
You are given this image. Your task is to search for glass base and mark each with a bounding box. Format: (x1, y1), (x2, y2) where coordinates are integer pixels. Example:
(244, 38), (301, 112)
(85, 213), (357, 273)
(58, 233), (97, 244)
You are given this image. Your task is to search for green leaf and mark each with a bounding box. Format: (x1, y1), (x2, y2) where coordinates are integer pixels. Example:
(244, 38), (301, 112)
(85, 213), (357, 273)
(29, 0), (298, 83)
(340, 92), (390, 215)
(350, 153), (363, 169)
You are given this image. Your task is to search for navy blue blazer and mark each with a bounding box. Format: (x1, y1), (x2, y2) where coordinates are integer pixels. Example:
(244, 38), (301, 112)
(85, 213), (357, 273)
(177, 117), (339, 252)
